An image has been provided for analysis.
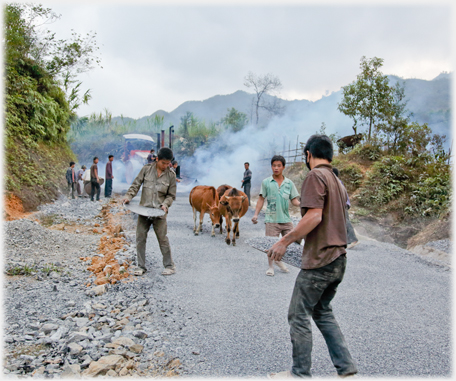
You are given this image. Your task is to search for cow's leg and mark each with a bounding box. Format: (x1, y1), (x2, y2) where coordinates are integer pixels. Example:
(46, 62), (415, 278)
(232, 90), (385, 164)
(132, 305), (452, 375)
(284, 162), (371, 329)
(211, 221), (216, 237)
(198, 210), (204, 234)
(225, 216), (231, 245)
(232, 222), (239, 246)
(193, 208), (198, 235)
(219, 216), (223, 234)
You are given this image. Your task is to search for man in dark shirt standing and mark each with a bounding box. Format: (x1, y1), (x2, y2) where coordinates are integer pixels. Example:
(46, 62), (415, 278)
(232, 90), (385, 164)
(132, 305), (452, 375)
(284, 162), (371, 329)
(268, 135), (357, 378)
(147, 149), (157, 164)
(105, 155), (114, 198)
(66, 162), (76, 199)
(90, 157), (101, 202)
(241, 162), (252, 206)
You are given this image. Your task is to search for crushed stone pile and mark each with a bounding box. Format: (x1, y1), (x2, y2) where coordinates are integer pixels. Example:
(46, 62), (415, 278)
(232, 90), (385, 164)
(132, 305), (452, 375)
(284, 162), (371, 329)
(38, 196), (103, 223)
(3, 196), (199, 378)
(425, 239), (452, 254)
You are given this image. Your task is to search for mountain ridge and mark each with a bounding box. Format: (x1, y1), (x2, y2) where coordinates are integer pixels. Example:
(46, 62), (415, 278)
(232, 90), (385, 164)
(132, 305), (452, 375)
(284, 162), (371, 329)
(112, 73), (451, 140)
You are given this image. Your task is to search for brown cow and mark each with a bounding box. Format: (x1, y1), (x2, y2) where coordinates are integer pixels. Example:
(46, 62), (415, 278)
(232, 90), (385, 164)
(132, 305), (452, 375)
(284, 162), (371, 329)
(337, 133), (363, 152)
(189, 185), (221, 237)
(216, 184), (233, 234)
(219, 187), (249, 246)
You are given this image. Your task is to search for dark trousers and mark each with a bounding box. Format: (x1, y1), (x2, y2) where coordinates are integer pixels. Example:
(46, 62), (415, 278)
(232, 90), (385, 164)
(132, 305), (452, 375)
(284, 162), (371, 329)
(68, 182), (76, 199)
(105, 178), (113, 198)
(345, 207), (357, 244)
(243, 183), (251, 205)
(136, 215), (174, 270)
(90, 179), (100, 201)
(288, 255), (357, 377)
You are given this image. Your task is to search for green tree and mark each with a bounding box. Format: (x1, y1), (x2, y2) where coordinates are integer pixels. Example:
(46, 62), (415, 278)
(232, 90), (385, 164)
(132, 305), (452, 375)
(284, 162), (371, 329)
(376, 81), (411, 153)
(338, 56), (392, 140)
(6, 3), (101, 114)
(222, 107), (248, 132)
(179, 111), (194, 138)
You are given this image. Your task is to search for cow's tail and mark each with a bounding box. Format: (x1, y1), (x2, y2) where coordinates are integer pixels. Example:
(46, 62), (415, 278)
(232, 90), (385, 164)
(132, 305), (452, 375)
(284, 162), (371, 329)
(189, 187), (195, 207)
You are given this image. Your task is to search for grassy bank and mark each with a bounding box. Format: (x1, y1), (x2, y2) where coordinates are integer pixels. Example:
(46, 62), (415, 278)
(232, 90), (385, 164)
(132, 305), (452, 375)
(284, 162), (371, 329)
(4, 138), (76, 213)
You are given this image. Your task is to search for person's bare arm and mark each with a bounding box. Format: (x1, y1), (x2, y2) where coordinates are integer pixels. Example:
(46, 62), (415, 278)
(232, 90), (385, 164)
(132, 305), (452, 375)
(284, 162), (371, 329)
(267, 208), (322, 261)
(251, 195), (265, 224)
(291, 197), (300, 206)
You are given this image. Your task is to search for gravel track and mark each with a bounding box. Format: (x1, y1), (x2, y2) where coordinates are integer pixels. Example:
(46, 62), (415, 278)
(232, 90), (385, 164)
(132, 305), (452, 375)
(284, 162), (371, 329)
(145, 192), (451, 377)
(3, 192), (451, 377)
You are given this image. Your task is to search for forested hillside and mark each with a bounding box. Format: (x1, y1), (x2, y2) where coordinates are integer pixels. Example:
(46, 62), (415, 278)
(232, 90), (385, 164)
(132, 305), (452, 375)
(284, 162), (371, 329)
(4, 4), (99, 213)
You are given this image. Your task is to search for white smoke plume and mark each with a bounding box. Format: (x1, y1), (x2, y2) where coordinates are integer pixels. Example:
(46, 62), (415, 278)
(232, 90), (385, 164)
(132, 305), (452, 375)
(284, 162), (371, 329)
(178, 99), (353, 193)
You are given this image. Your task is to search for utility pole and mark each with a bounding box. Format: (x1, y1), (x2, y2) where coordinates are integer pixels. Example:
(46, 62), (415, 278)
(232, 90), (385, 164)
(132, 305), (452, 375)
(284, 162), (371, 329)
(156, 133), (161, 151)
(169, 125), (174, 149)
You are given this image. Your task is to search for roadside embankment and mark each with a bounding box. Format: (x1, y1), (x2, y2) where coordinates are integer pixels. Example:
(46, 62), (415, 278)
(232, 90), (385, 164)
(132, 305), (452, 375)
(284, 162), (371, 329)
(3, 196), (188, 377)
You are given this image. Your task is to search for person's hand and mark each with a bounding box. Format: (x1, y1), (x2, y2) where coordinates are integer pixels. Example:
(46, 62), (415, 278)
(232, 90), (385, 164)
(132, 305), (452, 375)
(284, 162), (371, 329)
(242, 180), (244, 183)
(122, 198), (130, 204)
(112, 176), (114, 179)
(251, 215), (258, 224)
(161, 205), (168, 213)
(267, 240), (287, 262)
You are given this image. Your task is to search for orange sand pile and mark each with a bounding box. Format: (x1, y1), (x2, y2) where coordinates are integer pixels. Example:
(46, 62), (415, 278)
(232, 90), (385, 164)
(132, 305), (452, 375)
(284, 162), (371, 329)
(81, 200), (133, 286)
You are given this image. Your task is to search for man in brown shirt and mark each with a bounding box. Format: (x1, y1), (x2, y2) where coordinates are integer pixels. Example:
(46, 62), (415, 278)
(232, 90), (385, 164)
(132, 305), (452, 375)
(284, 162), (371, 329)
(122, 147), (177, 276)
(90, 157), (101, 202)
(268, 135), (357, 378)
(105, 155), (114, 198)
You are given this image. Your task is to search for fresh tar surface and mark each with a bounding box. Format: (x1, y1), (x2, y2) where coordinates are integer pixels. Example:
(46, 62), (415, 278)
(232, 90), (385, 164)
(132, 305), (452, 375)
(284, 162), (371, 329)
(146, 192), (451, 377)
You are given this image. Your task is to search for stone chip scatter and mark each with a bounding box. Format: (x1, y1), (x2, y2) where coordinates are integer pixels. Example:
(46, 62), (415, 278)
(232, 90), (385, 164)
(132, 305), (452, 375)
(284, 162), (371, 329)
(3, 196), (196, 377)
(246, 236), (303, 268)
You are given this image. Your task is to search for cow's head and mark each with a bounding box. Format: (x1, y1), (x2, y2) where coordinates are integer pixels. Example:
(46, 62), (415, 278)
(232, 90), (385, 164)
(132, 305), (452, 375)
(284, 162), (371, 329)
(207, 203), (221, 228)
(224, 196), (247, 223)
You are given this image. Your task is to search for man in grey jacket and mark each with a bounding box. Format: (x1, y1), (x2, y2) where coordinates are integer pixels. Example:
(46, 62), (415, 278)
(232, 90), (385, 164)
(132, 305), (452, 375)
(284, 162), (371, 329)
(122, 147), (177, 276)
(241, 162), (252, 206)
(65, 162), (76, 199)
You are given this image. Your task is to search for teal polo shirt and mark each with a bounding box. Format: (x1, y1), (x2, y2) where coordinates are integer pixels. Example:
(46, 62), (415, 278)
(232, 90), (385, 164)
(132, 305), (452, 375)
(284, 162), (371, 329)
(260, 176), (300, 223)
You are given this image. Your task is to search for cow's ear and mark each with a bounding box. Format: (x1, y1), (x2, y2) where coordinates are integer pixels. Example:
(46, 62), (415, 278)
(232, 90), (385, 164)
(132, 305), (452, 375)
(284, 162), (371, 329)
(220, 200), (228, 206)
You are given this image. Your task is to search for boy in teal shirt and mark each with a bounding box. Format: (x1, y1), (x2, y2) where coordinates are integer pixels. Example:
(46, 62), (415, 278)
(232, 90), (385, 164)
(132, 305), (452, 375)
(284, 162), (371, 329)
(252, 155), (300, 276)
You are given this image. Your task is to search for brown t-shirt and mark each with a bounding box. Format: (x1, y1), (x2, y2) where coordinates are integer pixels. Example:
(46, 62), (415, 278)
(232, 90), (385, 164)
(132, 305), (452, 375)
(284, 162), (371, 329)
(300, 163), (347, 269)
(90, 164), (98, 180)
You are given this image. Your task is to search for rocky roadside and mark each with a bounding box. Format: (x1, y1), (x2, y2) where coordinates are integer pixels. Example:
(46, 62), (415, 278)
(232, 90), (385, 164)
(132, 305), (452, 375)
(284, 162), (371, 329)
(3, 196), (195, 378)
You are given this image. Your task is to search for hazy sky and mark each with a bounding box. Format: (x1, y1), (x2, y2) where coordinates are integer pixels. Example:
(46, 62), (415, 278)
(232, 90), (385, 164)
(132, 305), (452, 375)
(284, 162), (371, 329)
(40, 1), (452, 119)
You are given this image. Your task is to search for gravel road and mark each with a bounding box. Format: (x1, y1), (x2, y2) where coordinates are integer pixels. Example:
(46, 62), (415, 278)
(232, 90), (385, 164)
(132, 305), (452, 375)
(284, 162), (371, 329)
(3, 191), (451, 377)
(146, 192), (451, 377)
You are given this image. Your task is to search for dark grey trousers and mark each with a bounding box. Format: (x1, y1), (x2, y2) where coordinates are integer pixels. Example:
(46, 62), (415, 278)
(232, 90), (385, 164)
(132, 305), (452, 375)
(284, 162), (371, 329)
(68, 182), (76, 199)
(90, 179), (100, 201)
(243, 183), (251, 205)
(136, 215), (174, 270)
(288, 255), (357, 377)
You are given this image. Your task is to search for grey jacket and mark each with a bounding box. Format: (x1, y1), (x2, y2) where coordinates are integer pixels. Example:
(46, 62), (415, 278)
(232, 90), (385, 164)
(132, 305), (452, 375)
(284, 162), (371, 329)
(125, 163), (177, 209)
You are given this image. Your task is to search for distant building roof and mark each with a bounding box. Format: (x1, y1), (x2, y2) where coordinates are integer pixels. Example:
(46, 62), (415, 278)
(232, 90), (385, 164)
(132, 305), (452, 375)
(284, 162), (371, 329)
(123, 134), (154, 142)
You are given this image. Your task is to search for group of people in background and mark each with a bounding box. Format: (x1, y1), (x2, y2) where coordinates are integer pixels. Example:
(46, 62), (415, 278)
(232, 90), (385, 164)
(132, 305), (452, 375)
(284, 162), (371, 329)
(65, 155), (114, 201)
(66, 149), (182, 201)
